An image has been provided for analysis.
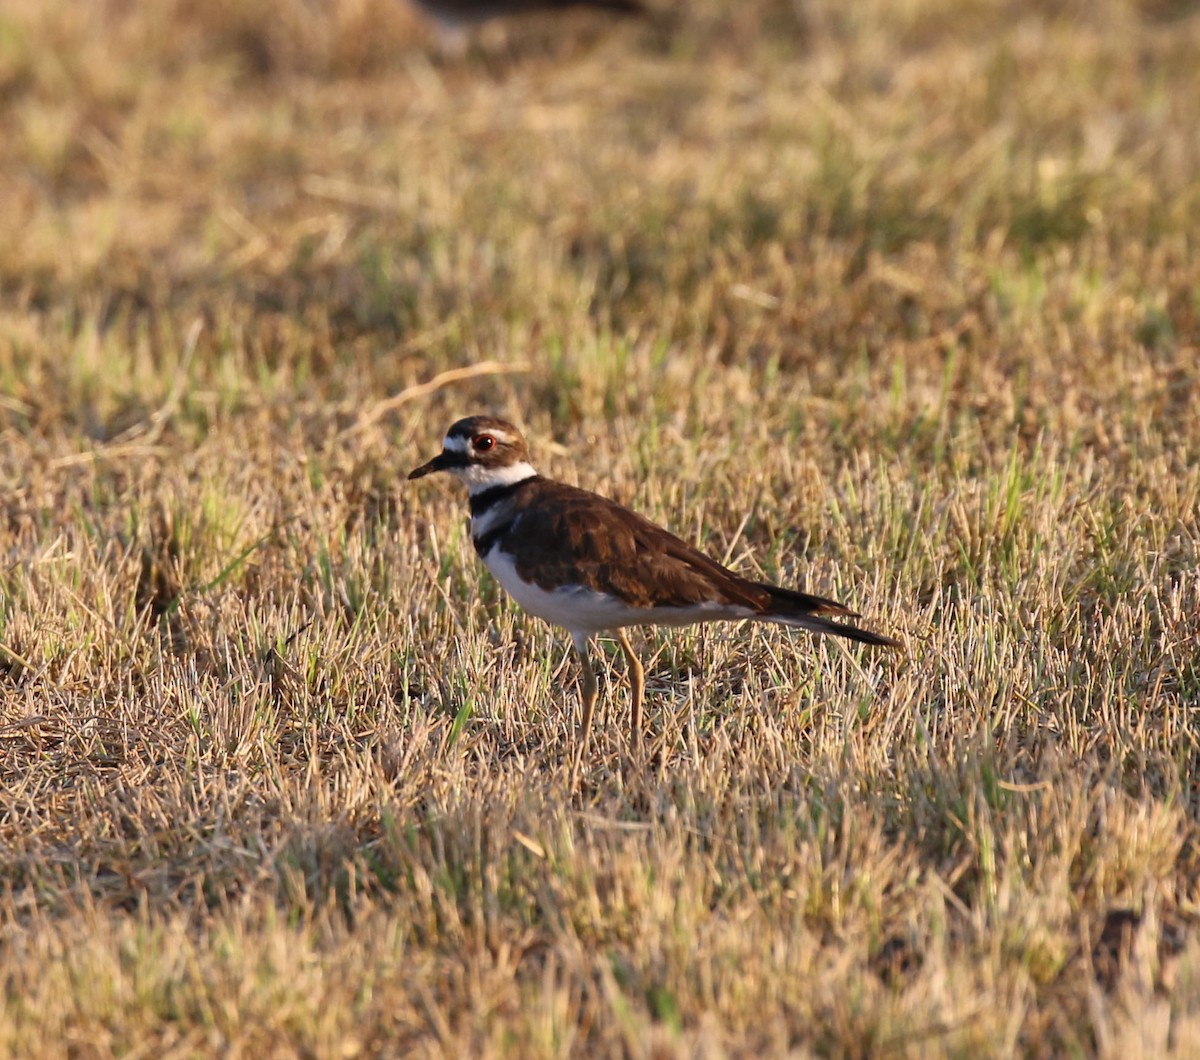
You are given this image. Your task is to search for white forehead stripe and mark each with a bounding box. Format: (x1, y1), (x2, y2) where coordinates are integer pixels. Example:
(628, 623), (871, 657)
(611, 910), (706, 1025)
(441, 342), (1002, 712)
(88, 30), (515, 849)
(445, 425), (519, 453)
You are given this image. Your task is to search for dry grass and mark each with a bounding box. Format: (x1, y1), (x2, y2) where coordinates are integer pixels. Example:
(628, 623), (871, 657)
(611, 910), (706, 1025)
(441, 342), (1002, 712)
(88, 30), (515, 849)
(2, 0), (1199, 1054)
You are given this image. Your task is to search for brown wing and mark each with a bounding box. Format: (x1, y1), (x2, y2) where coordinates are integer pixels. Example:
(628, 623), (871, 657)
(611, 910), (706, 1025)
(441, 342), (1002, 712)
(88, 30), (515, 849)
(502, 482), (772, 611)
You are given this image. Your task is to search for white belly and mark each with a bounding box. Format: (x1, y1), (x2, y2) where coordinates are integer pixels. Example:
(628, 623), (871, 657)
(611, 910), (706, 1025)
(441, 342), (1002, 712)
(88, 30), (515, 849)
(481, 546), (750, 635)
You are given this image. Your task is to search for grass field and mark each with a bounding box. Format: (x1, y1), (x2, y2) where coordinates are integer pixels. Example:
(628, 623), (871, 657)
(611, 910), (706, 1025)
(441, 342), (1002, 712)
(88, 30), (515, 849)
(2, 0), (1199, 1054)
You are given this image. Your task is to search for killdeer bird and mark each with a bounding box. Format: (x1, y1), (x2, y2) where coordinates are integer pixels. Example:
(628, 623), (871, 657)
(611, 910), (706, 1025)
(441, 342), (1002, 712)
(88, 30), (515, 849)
(409, 416), (900, 774)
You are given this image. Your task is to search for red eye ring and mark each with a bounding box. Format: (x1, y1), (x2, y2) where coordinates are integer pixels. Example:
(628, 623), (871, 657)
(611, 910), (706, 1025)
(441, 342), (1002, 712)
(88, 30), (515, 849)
(473, 435), (495, 452)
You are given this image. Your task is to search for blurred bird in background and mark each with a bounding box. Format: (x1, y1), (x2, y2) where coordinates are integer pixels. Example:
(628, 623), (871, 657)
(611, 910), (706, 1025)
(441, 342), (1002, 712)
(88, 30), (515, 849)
(411, 0), (644, 27)
(408, 0), (646, 55)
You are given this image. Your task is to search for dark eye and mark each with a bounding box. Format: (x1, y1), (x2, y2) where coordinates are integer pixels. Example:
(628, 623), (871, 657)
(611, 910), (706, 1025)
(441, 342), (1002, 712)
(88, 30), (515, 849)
(473, 435), (495, 452)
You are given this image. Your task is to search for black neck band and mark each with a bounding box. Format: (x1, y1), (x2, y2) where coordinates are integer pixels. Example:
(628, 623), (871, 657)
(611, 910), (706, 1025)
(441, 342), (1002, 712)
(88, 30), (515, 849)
(469, 475), (538, 517)
(473, 519), (516, 557)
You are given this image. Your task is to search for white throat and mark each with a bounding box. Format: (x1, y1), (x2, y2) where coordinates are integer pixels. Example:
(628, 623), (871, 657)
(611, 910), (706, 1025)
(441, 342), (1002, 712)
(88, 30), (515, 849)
(457, 460), (538, 495)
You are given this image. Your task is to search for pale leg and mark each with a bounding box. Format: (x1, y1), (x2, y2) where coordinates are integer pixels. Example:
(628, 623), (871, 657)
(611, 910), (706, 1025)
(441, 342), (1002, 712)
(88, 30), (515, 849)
(616, 627), (645, 752)
(571, 631), (598, 781)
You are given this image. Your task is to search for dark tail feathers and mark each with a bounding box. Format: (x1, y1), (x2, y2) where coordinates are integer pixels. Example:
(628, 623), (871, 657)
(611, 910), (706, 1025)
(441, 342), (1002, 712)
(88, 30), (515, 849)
(755, 582), (902, 649)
